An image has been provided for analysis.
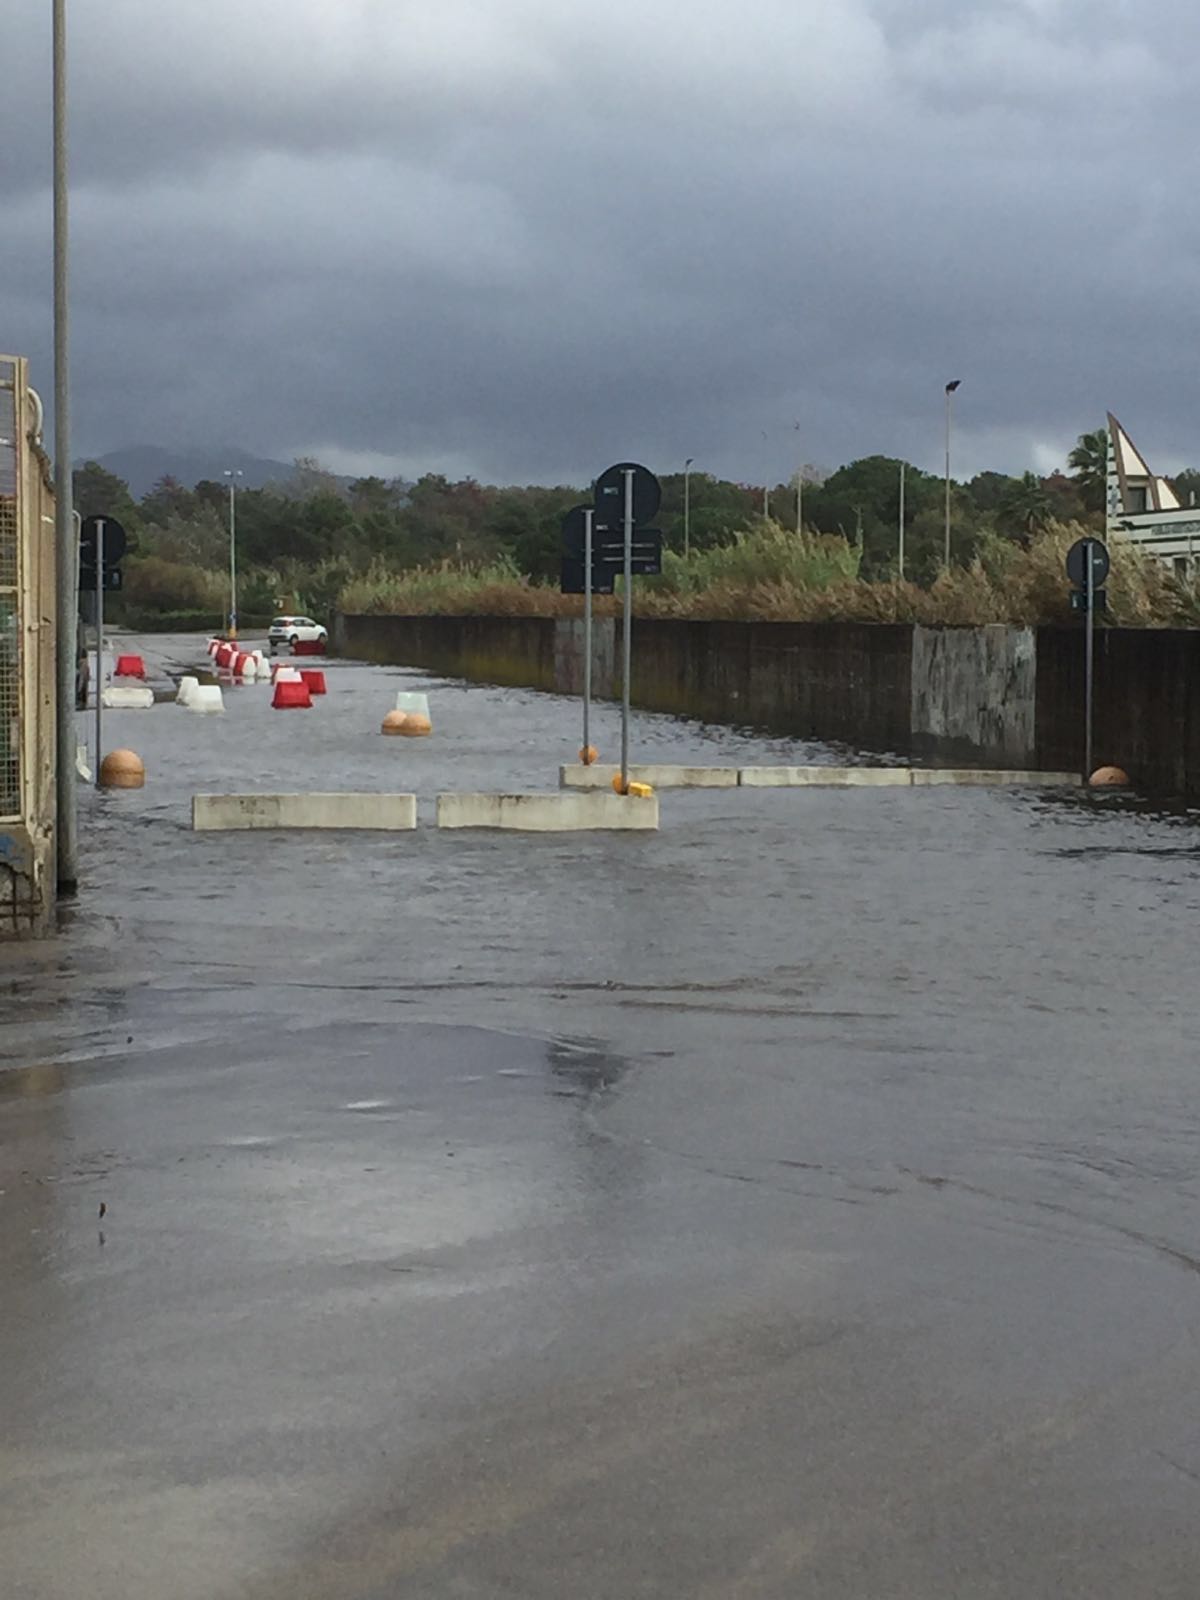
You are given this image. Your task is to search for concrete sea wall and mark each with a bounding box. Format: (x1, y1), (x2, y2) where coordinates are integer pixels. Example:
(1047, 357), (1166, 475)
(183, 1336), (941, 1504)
(335, 613), (1200, 795)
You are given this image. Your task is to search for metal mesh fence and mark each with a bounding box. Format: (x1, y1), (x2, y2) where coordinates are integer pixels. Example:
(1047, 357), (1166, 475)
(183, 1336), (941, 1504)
(0, 358), (21, 817)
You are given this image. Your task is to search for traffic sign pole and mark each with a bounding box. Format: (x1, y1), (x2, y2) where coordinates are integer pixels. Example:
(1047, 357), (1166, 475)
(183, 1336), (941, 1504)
(1085, 537), (1095, 782)
(621, 469), (634, 791)
(1065, 536), (1108, 783)
(94, 518), (104, 786)
(583, 507), (593, 759)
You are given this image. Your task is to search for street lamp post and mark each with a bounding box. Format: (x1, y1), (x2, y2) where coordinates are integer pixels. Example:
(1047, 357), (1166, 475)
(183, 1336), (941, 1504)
(794, 421), (803, 535)
(944, 379), (961, 570)
(683, 457), (694, 559)
(762, 430), (769, 519)
(224, 468), (243, 637)
(53, 0), (78, 894)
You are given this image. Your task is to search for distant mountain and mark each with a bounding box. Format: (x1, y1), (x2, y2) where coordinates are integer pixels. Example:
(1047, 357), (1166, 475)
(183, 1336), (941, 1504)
(78, 444), (356, 499)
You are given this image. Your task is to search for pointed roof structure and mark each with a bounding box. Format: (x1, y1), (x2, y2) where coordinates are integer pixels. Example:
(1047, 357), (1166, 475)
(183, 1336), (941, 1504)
(1107, 412), (1180, 515)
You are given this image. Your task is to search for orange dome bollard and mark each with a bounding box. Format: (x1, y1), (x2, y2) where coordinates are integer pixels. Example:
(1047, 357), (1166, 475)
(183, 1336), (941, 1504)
(579, 745), (599, 766)
(1089, 766), (1130, 787)
(99, 749), (145, 789)
(381, 710), (409, 735)
(398, 712), (432, 737)
(272, 679), (312, 709)
(114, 654), (145, 679)
(299, 669), (327, 695)
(611, 774), (629, 795)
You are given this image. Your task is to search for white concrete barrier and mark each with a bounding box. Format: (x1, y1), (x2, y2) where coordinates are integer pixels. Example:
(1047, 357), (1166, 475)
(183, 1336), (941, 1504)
(101, 685), (154, 710)
(187, 685), (225, 714)
(193, 793), (418, 831)
(560, 763), (738, 790)
(910, 768), (1081, 787)
(177, 675), (199, 706)
(437, 792), (659, 831)
(738, 766), (913, 787)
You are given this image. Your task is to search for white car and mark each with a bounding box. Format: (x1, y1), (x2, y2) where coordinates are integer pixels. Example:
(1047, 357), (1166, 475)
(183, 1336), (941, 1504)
(267, 615), (328, 652)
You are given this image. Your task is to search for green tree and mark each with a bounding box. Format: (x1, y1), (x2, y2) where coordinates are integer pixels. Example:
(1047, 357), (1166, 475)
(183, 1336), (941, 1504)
(1170, 468), (1200, 510)
(485, 486), (581, 580)
(1039, 471), (1087, 526)
(966, 471), (1017, 515)
(656, 473), (758, 553)
(139, 474), (196, 525)
(1068, 428), (1108, 513)
(998, 472), (1053, 541)
(805, 456), (951, 579)
(73, 461), (141, 535)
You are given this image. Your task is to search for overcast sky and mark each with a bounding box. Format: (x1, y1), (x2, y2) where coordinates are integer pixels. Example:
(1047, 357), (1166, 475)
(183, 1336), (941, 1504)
(6, 0), (1199, 487)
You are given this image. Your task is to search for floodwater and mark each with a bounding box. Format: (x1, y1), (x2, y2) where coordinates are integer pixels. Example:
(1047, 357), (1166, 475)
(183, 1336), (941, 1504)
(3, 634), (1200, 1598)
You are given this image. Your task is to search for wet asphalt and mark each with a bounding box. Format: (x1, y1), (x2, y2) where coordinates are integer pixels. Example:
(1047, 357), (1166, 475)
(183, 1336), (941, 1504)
(3, 634), (1200, 1598)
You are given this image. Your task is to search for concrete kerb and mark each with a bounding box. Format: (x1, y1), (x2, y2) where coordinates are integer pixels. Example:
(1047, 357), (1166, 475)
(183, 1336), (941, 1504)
(738, 766), (1082, 788)
(559, 763), (1083, 791)
(909, 768), (1081, 787)
(437, 792), (659, 831)
(739, 766), (913, 788)
(560, 763), (738, 790)
(193, 793), (418, 831)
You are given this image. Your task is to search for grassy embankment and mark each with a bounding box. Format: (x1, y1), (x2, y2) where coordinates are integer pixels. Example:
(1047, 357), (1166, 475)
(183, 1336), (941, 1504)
(336, 522), (1200, 628)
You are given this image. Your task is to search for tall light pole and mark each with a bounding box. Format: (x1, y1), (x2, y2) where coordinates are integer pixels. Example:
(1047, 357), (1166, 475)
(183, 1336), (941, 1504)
(224, 468), (243, 637)
(794, 421), (803, 535)
(683, 457), (694, 559)
(53, 0), (78, 894)
(761, 430), (769, 519)
(944, 379), (961, 570)
(898, 460), (906, 579)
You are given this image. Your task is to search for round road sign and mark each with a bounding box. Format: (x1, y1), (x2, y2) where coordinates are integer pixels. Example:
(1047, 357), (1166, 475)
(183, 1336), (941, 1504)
(594, 462), (661, 526)
(80, 514), (128, 568)
(1065, 537), (1109, 589)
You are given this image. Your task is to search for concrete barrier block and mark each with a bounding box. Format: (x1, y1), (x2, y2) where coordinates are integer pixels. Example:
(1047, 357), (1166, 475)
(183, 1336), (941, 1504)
(910, 768), (1082, 787)
(193, 793), (418, 831)
(737, 766), (913, 787)
(437, 792), (659, 831)
(102, 685), (155, 710)
(188, 685), (225, 713)
(559, 763), (738, 790)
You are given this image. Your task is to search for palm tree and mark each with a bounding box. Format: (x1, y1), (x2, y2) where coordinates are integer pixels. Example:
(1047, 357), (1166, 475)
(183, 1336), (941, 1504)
(1068, 428), (1108, 514)
(1000, 472), (1053, 543)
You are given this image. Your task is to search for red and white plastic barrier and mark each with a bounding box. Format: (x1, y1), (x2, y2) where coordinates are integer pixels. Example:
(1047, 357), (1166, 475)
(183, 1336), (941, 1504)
(272, 678), (312, 709)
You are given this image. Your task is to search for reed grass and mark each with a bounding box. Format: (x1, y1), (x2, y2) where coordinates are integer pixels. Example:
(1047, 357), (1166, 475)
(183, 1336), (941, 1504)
(337, 523), (1200, 627)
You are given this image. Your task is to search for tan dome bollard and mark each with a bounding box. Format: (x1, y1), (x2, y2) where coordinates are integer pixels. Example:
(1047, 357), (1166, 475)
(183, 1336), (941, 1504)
(579, 744), (599, 766)
(381, 710), (409, 735)
(399, 712), (432, 737)
(99, 749), (145, 789)
(1089, 766), (1130, 787)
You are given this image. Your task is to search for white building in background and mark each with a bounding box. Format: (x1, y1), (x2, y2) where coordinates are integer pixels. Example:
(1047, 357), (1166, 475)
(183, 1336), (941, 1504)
(1106, 412), (1200, 574)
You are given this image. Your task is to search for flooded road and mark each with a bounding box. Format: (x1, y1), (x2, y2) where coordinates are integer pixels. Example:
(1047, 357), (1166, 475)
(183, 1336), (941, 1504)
(4, 634), (1200, 1597)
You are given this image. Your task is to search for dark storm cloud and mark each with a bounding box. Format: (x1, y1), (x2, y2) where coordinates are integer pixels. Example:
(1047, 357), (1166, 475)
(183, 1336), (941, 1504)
(5, 0), (1200, 485)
